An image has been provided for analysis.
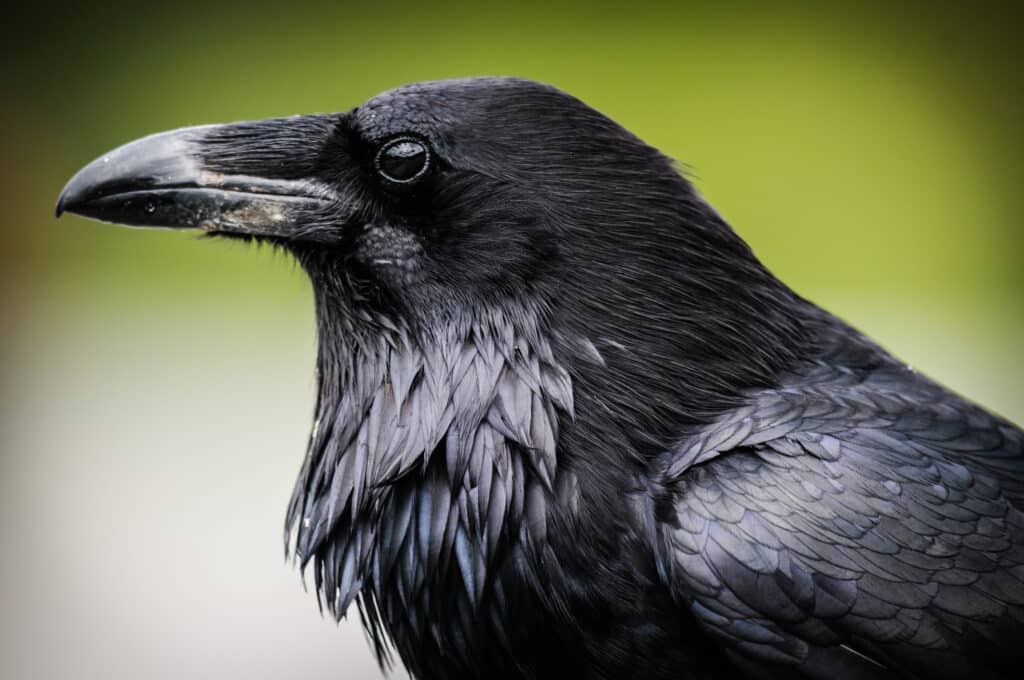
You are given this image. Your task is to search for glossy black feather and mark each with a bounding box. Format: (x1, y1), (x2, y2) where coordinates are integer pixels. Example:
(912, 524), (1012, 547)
(252, 78), (1024, 678)
(653, 325), (1024, 679)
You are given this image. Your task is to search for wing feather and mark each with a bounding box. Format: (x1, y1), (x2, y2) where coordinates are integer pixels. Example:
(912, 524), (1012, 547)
(654, 361), (1024, 678)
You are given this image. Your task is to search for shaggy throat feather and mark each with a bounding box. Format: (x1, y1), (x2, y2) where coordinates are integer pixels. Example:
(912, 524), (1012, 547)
(285, 315), (575, 636)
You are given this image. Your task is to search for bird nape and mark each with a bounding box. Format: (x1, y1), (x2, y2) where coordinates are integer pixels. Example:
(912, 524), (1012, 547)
(57, 77), (1024, 680)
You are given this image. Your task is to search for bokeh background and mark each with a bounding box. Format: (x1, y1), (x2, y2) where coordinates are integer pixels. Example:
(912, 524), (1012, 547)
(2, 1), (1022, 678)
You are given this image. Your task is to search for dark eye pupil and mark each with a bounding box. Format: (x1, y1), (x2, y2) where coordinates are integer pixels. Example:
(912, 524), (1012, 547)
(377, 139), (429, 182)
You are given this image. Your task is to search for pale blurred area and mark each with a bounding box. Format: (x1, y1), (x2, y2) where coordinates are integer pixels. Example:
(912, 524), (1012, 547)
(2, 298), (401, 679)
(1, 1), (1021, 679)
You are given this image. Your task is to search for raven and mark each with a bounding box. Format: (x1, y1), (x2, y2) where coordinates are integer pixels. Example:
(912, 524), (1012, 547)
(57, 77), (1024, 680)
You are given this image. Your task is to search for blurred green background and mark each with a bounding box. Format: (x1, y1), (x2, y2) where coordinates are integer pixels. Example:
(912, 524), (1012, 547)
(2, 2), (1021, 679)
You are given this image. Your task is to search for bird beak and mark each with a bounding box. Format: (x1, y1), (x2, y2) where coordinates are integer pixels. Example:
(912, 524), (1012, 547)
(56, 115), (343, 240)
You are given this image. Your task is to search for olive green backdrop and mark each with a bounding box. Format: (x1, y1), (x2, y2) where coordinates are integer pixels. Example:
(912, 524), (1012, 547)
(1, 2), (1021, 679)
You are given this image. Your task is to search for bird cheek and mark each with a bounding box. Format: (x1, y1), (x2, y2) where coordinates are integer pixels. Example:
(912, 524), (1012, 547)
(355, 222), (426, 278)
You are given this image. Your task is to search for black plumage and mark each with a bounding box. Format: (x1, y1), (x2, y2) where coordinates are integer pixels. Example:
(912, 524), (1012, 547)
(56, 77), (1024, 679)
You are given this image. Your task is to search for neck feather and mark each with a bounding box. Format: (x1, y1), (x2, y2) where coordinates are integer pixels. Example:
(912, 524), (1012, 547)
(286, 295), (574, 642)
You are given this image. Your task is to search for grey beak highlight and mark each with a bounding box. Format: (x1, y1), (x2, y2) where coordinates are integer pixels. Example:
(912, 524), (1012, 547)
(56, 120), (338, 239)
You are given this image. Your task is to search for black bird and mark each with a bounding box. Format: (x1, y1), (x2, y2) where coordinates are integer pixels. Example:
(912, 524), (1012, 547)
(57, 77), (1024, 680)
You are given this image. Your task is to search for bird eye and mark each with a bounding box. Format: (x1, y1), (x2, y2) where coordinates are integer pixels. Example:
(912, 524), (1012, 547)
(375, 137), (430, 184)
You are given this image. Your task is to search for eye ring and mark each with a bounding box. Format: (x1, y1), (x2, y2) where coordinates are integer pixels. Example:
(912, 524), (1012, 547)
(374, 136), (431, 184)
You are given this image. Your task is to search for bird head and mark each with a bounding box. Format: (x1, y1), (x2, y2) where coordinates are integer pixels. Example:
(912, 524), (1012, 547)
(58, 78), (687, 318)
(57, 76), (804, 417)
